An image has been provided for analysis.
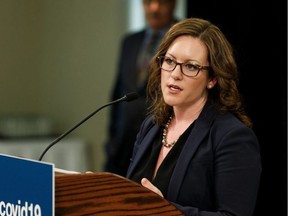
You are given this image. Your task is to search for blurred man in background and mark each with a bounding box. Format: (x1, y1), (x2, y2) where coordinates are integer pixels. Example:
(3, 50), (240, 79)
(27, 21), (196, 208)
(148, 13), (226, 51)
(104, 0), (178, 176)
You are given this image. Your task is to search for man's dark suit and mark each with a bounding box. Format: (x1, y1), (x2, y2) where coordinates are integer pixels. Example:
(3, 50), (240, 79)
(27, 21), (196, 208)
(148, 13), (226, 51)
(104, 30), (153, 176)
(126, 102), (262, 216)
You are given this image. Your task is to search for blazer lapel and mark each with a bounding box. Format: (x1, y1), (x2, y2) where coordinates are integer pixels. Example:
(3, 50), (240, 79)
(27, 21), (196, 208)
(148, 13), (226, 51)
(167, 104), (218, 201)
(126, 123), (161, 178)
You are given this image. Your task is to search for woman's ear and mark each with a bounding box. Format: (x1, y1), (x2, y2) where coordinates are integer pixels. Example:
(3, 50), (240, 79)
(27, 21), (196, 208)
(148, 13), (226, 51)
(207, 78), (217, 89)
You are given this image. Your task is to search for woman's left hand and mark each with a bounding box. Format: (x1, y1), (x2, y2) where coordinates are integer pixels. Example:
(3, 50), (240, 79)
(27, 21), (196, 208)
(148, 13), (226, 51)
(141, 178), (164, 198)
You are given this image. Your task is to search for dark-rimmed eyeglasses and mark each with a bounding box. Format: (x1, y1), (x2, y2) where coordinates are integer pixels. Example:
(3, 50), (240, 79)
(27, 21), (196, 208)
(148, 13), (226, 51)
(158, 56), (210, 77)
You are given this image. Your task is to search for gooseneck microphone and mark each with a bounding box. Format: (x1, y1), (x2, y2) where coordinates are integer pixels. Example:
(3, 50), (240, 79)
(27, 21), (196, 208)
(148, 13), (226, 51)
(38, 92), (139, 161)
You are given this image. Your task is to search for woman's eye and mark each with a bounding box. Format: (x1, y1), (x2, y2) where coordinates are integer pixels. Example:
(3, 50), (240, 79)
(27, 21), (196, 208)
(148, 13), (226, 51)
(165, 58), (174, 65)
(185, 63), (198, 71)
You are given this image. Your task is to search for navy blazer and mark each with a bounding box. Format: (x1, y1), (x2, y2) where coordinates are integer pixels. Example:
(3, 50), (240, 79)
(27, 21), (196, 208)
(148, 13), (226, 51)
(126, 103), (262, 216)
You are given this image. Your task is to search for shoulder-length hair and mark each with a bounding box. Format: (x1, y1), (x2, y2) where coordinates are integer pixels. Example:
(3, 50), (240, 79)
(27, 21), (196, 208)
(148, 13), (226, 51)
(147, 17), (252, 128)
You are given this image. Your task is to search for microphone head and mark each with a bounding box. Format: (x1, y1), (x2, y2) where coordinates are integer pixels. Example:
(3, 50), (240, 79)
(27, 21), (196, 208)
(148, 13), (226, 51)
(124, 92), (139, 102)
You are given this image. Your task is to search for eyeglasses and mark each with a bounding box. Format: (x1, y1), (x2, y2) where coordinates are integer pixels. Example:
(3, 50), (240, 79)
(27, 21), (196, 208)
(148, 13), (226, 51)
(158, 56), (210, 77)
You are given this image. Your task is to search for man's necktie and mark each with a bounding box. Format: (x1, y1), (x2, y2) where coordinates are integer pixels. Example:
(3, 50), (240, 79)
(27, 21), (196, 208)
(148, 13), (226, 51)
(137, 32), (160, 88)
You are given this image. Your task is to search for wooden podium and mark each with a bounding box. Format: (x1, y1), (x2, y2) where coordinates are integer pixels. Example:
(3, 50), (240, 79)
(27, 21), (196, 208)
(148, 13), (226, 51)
(55, 172), (184, 215)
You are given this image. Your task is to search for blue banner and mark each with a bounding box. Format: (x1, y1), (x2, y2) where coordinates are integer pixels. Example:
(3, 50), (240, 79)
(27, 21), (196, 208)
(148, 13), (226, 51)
(0, 154), (54, 216)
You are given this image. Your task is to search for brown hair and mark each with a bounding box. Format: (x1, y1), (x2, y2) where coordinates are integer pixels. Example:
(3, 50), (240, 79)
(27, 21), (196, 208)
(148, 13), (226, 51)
(147, 17), (252, 128)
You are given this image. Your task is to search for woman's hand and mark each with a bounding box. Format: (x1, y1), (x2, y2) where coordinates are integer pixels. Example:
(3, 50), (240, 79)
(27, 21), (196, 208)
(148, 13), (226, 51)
(141, 178), (163, 198)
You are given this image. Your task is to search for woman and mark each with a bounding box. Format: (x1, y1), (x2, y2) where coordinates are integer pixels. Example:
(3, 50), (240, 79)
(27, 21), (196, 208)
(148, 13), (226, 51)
(126, 18), (262, 216)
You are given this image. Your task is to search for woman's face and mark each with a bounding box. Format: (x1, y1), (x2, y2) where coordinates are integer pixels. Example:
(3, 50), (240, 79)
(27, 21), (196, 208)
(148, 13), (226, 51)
(161, 35), (214, 110)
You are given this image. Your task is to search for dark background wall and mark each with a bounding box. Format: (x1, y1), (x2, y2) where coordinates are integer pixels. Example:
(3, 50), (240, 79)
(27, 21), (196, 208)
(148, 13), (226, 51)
(186, 1), (287, 215)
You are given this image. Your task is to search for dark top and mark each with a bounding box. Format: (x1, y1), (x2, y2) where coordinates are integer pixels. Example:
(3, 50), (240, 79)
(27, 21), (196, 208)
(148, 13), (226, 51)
(130, 121), (195, 198)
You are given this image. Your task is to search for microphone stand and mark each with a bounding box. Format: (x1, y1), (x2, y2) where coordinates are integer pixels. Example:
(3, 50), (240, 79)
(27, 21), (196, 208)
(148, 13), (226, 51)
(38, 93), (138, 161)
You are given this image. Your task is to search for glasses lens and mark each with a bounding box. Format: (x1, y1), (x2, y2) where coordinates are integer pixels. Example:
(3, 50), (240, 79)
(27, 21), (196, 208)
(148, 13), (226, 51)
(161, 57), (176, 71)
(182, 62), (201, 77)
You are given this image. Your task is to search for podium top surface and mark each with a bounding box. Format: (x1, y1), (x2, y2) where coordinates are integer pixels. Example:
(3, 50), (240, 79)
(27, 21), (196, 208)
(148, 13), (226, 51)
(55, 172), (184, 216)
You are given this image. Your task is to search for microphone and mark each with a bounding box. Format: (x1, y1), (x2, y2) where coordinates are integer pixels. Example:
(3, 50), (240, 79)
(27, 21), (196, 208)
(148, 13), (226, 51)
(38, 92), (139, 161)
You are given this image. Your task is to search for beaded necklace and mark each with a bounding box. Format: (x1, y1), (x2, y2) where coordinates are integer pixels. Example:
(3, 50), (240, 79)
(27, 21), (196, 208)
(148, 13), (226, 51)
(162, 116), (178, 148)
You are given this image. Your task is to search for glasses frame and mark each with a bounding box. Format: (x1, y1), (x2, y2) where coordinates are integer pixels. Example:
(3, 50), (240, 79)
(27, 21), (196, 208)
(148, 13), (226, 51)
(158, 56), (210, 77)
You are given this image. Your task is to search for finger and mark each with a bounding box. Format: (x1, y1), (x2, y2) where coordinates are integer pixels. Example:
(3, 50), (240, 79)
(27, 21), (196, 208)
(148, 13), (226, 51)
(141, 178), (163, 197)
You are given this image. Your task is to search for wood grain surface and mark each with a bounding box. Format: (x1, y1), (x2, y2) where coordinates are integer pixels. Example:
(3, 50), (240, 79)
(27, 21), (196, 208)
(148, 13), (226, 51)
(55, 172), (184, 216)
